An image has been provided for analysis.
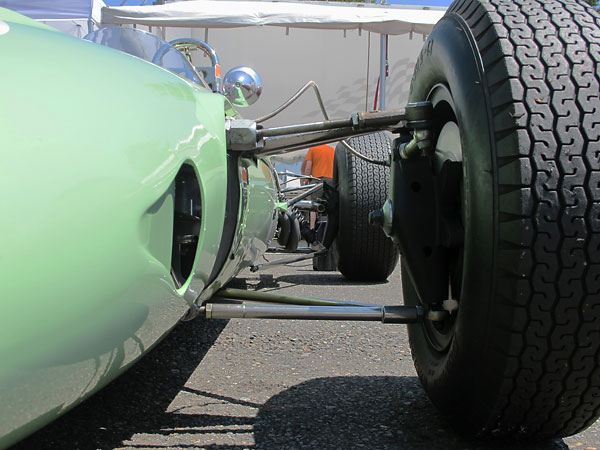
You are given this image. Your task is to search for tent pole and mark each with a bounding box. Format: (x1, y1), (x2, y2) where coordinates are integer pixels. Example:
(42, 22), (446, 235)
(365, 31), (371, 111)
(379, 33), (387, 110)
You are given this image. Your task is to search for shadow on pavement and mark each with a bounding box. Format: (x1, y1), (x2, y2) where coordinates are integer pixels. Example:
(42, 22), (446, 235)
(11, 348), (572, 450)
(11, 318), (228, 450)
(253, 376), (569, 450)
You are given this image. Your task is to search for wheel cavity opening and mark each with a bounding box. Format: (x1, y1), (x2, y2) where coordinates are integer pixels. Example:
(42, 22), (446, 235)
(171, 164), (202, 288)
(424, 84), (464, 352)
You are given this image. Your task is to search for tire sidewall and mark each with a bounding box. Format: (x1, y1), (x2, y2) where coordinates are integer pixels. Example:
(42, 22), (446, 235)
(334, 141), (351, 256)
(406, 14), (500, 427)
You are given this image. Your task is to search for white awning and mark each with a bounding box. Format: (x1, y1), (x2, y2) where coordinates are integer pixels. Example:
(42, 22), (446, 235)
(101, 0), (445, 36)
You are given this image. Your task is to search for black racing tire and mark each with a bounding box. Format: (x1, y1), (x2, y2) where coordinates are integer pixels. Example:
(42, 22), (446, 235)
(333, 132), (399, 281)
(285, 211), (301, 252)
(403, 0), (600, 439)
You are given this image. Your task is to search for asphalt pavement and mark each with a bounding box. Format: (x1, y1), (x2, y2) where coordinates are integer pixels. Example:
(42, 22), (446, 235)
(12, 256), (599, 450)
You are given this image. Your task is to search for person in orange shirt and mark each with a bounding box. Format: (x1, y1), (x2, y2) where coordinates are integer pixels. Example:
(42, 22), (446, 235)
(300, 144), (335, 228)
(300, 144), (335, 186)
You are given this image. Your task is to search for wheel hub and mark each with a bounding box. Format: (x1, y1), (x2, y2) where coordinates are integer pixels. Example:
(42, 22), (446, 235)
(370, 94), (465, 351)
(423, 86), (464, 351)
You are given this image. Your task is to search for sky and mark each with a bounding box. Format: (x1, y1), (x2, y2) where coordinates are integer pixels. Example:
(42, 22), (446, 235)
(388, 0), (451, 4)
(385, 0), (451, 4)
(104, 0), (453, 6)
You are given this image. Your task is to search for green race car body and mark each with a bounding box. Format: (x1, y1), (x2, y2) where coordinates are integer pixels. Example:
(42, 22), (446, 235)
(0, 8), (277, 448)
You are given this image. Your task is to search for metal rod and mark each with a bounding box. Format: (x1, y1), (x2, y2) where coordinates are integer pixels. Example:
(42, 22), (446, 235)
(258, 109), (406, 141)
(204, 303), (424, 323)
(255, 81), (329, 124)
(257, 128), (374, 157)
(351, 109), (406, 128)
(366, 31), (371, 111)
(252, 78), (391, 167)
(281, 183), (320, 193)
(170, 38), (220, 68)
(278, 172), (321, 187)
(250, 250), (326, 272)
(236, 109), (406, 158)
(380, 34), (387, 110)
(339, 138), (389, 166)
(258, 118), (356, 139)
(253, 112), (406, 157)
(267, 246), (314, 254)
(292, 200), (319, 211)
(279, 171), (316, 180)
(287, 184), (323, 207)
(214, 288), (374, 307)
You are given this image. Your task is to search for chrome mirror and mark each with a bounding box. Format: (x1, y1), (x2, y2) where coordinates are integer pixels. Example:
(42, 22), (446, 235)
(223, 66), (262, 107)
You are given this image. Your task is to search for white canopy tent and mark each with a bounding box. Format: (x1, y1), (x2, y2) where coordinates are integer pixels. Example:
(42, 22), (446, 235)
(101, 1), (444, 36)
(100, 0), (445, 168)
(101, 0), (445, 110)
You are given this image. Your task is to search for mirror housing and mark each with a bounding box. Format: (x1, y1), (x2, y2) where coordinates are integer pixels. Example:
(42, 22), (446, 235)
(223, 66), (262, 107)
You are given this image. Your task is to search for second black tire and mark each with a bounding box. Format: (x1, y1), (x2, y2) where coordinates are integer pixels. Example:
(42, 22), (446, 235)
(333, 132), (399, 281)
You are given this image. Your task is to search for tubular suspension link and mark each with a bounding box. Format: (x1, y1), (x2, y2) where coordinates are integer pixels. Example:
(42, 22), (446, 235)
(201, 288), (449, 323)
(203, 303), (424, 324)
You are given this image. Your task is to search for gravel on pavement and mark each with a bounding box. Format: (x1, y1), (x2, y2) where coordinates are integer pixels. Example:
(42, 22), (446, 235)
(12, 256), (599, 450)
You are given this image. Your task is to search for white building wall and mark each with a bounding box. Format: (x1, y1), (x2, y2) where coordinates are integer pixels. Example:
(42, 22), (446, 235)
(164, 25), (426, 128)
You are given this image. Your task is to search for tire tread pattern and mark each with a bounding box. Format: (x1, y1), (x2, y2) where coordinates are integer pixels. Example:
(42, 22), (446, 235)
(335, 133), (399, 281)
(448, 0), (600, 438)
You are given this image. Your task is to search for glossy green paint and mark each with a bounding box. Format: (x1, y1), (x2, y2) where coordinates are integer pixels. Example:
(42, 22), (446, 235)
(0, 10), (278, 448)
(199, 158), (278, 300)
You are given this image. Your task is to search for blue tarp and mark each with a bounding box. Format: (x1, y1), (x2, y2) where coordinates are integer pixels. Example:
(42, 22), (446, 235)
(0, 0), (94, 20)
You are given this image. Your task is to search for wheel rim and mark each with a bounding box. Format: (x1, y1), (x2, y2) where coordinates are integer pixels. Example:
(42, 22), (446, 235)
(422, 84), (465, 353)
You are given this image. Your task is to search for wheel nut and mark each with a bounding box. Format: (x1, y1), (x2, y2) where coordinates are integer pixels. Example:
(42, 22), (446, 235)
(369, 209), (384, 227)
